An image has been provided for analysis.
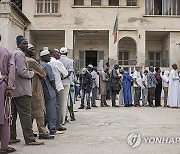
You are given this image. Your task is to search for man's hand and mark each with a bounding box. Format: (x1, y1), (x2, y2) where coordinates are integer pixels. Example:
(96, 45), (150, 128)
(5, 89), (12, 97)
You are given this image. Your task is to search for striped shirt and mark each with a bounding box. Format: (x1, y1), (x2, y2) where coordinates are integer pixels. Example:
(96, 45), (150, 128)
(147, 71), (157, 88)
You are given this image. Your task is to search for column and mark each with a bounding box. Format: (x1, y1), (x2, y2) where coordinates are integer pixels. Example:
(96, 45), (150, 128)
(101, 0), (108, 6)
(121, 0), (126, 6)
(137, 30), (146, 68)
(109, 30), (118, 69)
(84, 0), (91, 6)
(65, 29), (74, 59)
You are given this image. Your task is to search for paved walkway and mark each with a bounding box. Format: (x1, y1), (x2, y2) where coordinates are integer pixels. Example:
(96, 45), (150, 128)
(12, 100), (180, 154)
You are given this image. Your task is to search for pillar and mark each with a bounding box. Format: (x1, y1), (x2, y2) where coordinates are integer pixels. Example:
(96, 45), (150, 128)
(84, 0), (91, 6)
(101, 0), (108, 6)
(109, 30), (118, 69)
(65, 29), (74, 59)
(137, 30), (145, 68)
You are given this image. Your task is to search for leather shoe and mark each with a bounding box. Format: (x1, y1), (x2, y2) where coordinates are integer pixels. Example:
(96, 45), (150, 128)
(57, 127), (66, 131)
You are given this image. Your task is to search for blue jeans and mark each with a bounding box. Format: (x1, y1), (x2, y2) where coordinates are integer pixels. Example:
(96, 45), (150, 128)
(45, 97), (57, 133)
(75, 85), (80, 100)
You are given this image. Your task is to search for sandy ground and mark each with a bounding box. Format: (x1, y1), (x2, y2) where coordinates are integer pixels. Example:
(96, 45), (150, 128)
(10, 99), (180, 154)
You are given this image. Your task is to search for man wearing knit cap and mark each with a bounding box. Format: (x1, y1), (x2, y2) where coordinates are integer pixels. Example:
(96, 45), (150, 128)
(10, 35), (44, 145)
(59, 47), (74, 124)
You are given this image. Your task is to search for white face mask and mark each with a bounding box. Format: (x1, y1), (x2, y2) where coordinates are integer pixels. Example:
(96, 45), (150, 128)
(0, 71), (2, 79)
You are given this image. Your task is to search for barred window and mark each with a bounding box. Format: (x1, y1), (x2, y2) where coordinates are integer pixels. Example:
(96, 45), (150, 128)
(127, 0), (137, 6)
(91, 0), (101, 6)
(74, 0), (84, 5)
(109, 0), (119, 6)
(148, 52), (161, 67)
(36, 0), (59, 14)
(145, 0), (180, 15)
(118, 51), (129, 65)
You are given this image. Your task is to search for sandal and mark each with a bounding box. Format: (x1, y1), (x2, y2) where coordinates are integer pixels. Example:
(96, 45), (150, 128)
(0, 147), (16, 153)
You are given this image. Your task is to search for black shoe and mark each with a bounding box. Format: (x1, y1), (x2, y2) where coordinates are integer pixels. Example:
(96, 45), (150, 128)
(39, 134), (54, 139)
(78, 106), (84, 109)
(92, 105), (98, 107)
(57, 127), (66, 131)
(86, 107), (91, 109)
(112, 105), (119, 107)
(149, 105), (155, 107)
(71, 117), (76, 121)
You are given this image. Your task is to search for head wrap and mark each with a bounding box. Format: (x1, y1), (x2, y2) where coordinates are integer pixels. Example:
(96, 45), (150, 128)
(16, 35), (26, 45)
(40, 50), (50, 57)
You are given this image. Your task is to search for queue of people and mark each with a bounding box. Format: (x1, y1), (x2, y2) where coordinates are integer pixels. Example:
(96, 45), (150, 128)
(0, 35), (76, 153)
(0, 35), (180, 153)
(79, 64), (180, 109)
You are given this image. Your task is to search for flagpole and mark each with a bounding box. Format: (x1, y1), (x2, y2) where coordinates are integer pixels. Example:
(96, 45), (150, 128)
(116, 6), (119, 44)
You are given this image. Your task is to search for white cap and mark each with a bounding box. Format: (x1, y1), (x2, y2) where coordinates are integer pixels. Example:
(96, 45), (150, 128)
(88, 64), (93, 68)
(82, 68), (87, 74)
(40, 50), (50, 57)
(60, 47), (68, 54)
(27, 44), (34, 49)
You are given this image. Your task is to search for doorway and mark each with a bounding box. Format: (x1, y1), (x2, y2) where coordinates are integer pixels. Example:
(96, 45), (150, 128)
(85, 51), (97, 67)
(79, 50), (104, 69)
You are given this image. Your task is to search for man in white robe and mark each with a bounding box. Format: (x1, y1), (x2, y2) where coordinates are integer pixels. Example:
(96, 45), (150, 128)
(168, 64), (180, 107)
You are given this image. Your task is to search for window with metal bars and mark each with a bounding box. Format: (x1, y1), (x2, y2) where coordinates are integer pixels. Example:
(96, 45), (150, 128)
(109, 0), (119, 6)
(127, 0), (137, 6)
(118, 51), (129, 65)
(74, 0), (84, 5)
(91, 0), (101, 6)
(36, 0), (59, 14)
(148, 52), (161, 67)
(145, 0), (180, 15)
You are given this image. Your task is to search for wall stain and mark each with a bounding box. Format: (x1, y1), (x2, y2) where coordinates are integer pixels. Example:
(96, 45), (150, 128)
(128, 17), (150, 24)
(74, 17), (84, 25)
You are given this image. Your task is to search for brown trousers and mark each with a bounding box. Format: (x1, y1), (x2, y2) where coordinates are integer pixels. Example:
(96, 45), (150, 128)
(32, 116), (49, 135)
(148, 88), (155, 106)
(101, 95), (106, 107)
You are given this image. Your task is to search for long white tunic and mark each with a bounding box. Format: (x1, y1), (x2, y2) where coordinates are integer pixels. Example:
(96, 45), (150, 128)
(168, 69), (180, 107)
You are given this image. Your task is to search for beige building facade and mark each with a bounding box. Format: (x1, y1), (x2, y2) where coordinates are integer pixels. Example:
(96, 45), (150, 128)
(1, 0), (180, 72)
(0, 1), (29, 50)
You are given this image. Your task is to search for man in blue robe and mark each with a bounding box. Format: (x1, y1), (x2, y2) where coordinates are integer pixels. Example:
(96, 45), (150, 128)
(40, 50), (63, 135)
(123, 68), (132, 107)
